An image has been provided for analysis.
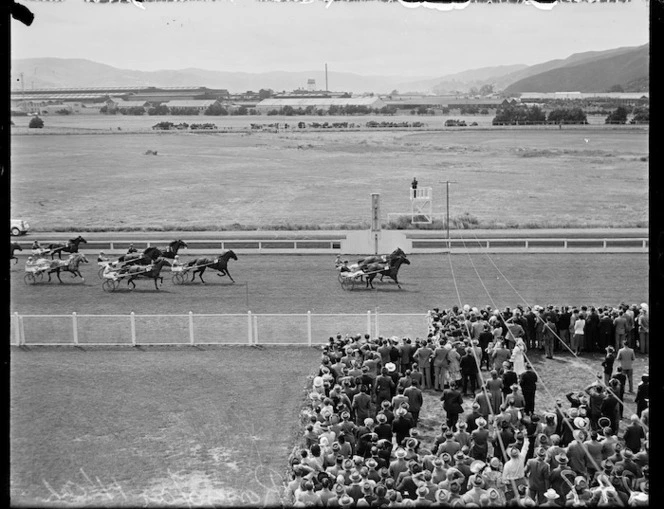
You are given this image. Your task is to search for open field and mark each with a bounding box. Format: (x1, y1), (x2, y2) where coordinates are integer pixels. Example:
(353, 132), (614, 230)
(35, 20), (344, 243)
(10, 125), (648, 231)
(10, 345), (648, 507)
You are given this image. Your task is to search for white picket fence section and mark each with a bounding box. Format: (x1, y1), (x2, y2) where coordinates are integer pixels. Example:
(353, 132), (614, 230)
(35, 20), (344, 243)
(10, 311), (428, 347)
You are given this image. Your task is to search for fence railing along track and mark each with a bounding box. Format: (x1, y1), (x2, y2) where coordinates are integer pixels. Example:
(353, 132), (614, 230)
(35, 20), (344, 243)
(10, 311), (428, 348)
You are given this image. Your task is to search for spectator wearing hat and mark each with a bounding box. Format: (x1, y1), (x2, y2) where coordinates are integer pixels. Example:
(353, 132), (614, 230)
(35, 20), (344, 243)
(398, 338), (414, 376)
(462, 474), (488, 505)
(413, 341), (434, 389)
(549, 452), (575, 502)
(494, 421), (516, 463)
(540, 488), (560, 507)
(598, 310), (614, 351)
(501, 437), (530, 501)
(613, 310), (627, 350)
(355, 482), (376, 508)
(616, 340), (636, 393)
(542, 316), (557, 359)
(601, 346), (616, 386)
(484, 371), (503, 416)
(491, 341), (511, 373)
(403, 380), (424, 425)
(391, 386), (409, 412)
(610, 368), (627, 420)
(351, 385), (373, 426)
(375, 368), (396, 408)
(519, 364), (538, 416)
(634, 374), (649, 418)
(441, 381), (464, 430)
(454, 420), (471, 450)
(622, 415), (646, 454)
(469, 418), (490, 462)
(374, 412), (392, 442)
(584, 381), (606, 430)
(544, 434), (564, 470)
(583, 430), (603, 479)
(392, 407), (414, 448)
(437, 429), (461, 458)
(432, 341), (450, 392)
(296, 479), (322, 506)
(637, 304), (648, 354)
(567, 429), (590, 477)
(500, 364), (518, 404)
(615, 447), (642, 479)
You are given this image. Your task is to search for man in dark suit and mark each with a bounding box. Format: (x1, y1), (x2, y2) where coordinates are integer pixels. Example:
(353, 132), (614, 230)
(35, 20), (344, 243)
(519, 364), (538, 416)
(598, 310), (614, 351)
(403, 380), (424, 424)
(441, 382), (464, 429)
(460, 347), (478, 397)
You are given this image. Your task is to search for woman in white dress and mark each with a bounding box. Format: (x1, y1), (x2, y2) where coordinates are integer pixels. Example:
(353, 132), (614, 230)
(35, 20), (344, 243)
(511, 337), (527, 376)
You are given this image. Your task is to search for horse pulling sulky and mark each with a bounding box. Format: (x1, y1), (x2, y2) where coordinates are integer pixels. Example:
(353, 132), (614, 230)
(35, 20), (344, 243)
(170, 250), (238, 285)
(101, 258), (173, 292)
(336, 248), (410, 290)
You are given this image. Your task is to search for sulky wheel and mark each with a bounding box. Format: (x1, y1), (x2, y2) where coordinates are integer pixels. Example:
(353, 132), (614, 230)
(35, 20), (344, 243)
(172, 272), (185, 285)
(24, 273), (36, 285)
(340, 277), (355, 291)
(98, 267), (106, 279)
(102, 279), (116, 292)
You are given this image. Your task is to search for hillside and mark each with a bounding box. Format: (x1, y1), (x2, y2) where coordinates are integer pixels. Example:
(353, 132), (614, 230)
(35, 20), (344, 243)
(11, 44), (648, 95)
(503, 44), (649, 94)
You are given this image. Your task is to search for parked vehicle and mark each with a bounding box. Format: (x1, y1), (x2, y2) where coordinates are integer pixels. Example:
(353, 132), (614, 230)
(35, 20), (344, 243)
(10, 219), (29, 236)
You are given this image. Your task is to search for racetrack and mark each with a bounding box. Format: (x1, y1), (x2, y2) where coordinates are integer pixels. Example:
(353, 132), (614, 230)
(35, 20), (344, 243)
(10, 252), (649, 317)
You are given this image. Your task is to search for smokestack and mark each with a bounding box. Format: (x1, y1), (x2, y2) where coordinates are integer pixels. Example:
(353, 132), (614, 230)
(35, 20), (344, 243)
(325, 63), (328, 92)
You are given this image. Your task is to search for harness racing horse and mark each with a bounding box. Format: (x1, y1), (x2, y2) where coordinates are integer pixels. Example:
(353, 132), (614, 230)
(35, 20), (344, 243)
(184, 250), (238, 284)
(123, 258), (173, 290)
(119, 239), (188, 266)
(47, 236), (88, 259)
(357, 248), (407, 282)
(46, 253), (89, 283)
(364, 254), (410, 290)
(10, 242), (22, 264)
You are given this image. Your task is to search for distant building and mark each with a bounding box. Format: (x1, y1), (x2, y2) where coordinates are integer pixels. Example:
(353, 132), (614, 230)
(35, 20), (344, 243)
(519, 92), (649, 105)
(255, 96), (386, 114)
(164, 99), (221, 113)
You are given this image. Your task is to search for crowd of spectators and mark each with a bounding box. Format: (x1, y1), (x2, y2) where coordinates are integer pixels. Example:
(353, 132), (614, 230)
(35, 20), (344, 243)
(286, 303), (649, 507)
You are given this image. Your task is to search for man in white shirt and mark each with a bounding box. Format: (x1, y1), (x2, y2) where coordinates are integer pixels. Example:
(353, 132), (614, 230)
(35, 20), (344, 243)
(616, 340), (636, 393)
(501, 437), (530, 502)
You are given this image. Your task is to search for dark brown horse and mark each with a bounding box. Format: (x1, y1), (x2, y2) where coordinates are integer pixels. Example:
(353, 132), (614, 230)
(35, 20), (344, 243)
(184, 250), (238, 283)
(122, 258), (173, 290)
(120, 239), (188, 266)
(365, 254), (410, 290)
(46, 253), (88, 283)
(47, 236), (87, 259)
(10, 242), (22, 264)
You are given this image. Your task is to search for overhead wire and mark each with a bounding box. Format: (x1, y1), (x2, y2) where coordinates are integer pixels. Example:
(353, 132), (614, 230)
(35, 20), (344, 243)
(464, 230), (647, 434)
(452, 233), (612, 483)
(445, 252), (518, 498)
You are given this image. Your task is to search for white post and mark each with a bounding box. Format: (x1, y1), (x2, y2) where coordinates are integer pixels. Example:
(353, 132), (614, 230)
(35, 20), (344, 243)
(307, 311), (312, 347)
(13, 312), (21, 346)
(603, 240), (607, 249)
(72, 312), (79, 346)
(374, 308), (380, 339)
(189, 311), (195, 346)
(253, 314), (259, 345)
(247, 311), (253, 344)
(130, 312), (137, 346)
(19, 314), (25, 346)
(367, 310), (372, 337)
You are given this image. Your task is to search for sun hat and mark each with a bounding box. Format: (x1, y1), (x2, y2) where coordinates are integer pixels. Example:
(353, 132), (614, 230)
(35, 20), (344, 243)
(435, 488), (450, 502)
(376, 413), (387, 424)
(555, 453), (569, 464)
(536, 447), (546, 458)
(471, 476), (484, 487)
(366, 458), (378, 469)
(313, 376), (324, 387)
(489, 457), (501, 469)
(574, 417), (589, 430)
(509, 447), (520, 458)
(395, 448), (407, 459)
(622, 448), (634, 459)
(416, 485), (429, 497)
(574, 476), (588, 487)
(456, 421), (468, 429)
(395, 407), (407, 417)
(362, 483), (373, 493)
(433, 457), (444, 467)
(454, 451), (465, 461)
(349, 471), (362, 483)
(338, 495), (354, 507)
(475, 417), (487, 428)
(488, 488), (500, 500)
(543, 488), (559, 500)
(343, 458), (354, 470)
(598, 417), (611, 429)
(385, 362), (396, 372)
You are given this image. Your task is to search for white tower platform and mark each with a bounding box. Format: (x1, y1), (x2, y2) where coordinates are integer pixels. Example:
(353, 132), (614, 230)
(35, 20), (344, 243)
(410, 187), (433, 223)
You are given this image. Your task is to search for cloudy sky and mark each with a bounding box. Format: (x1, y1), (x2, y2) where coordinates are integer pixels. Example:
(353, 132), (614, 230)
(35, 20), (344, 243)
(11, 0), (649, 77)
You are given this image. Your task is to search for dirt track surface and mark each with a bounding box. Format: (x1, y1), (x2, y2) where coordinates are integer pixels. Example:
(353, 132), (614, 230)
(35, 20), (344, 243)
(11, 253), (649, 316)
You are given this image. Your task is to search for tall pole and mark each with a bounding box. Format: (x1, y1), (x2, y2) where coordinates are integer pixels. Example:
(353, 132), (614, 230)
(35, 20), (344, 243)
(439, 180), (458, 250)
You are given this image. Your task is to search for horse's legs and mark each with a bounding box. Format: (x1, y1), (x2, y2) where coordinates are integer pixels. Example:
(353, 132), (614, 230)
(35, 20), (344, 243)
(56, 270), (63, 284)
(226, 269), (234, 283)
(154, 277), (160, 291)
(198, 268), (206, 284)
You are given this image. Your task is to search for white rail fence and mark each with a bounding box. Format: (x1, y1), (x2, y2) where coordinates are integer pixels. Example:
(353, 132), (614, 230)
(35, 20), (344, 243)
(10, 311), (428, 347)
